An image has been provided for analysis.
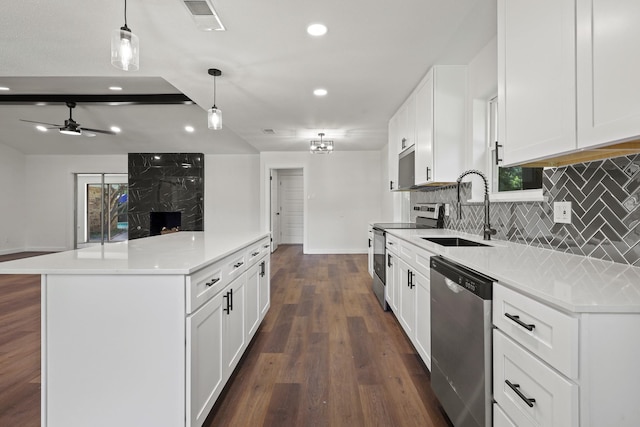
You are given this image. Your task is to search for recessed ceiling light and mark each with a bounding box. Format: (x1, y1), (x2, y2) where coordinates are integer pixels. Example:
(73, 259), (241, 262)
(109, 86), (123, 91)
(313, 88), (328, 97)
(185, 125), (195, 133)
(110, 126), (121, 133)
(307, 23), (328, 36)
(36, 125), (47, 132)
(0, 86), (10, 91)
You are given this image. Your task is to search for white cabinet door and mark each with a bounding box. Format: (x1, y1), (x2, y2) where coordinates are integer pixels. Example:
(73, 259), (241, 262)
(259, 257), (270, 320)
(397, 96), (416, 153)
(368, 228), (374, 278)
(414, 71), (434, 185)
(245, 262), (260, 340)
(577, 0), (640, 148)
(388, 113), (399, 191)
(187, 290), (224, 427)
(222, 276), (246, 379)
(414, 269), (431, 370)
(398, 259), (416, 339)
(385, 251), (396, 311)
(498, 0), (576, 166)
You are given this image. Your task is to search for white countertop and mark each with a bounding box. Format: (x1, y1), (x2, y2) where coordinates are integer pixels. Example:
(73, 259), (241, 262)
(384, 228), (640, 314)
(0, 231), (270, 275)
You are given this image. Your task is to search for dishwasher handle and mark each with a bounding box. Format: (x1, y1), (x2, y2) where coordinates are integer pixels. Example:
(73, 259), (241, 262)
(444, 277), (463, 293)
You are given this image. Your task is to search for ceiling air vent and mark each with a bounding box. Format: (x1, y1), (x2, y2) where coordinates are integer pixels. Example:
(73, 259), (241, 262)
(262, 129), (276, 135)
(181, 0), (226, 31)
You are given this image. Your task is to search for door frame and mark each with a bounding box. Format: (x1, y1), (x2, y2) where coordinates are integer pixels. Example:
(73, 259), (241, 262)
(261, 162), (307, 254)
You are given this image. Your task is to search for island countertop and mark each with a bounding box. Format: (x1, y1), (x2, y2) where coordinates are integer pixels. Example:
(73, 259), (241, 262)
(0, 231), (270, 275)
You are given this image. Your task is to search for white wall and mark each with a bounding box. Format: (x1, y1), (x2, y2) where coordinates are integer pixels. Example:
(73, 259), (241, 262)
(0, 144), (27, 254)
(204, 154), (260, 233)
(24, 155), (127, 251)
(260, 151), (382, 254)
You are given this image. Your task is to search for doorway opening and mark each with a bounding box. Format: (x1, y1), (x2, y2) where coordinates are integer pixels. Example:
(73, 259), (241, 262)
(74, 173), (128, 249)
(270, 168), (304, 253)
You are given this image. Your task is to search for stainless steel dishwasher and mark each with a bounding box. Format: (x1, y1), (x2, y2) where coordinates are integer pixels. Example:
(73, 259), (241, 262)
(430, 256), (494, 427)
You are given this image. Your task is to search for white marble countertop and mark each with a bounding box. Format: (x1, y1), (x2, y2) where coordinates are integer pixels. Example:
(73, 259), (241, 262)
(0, 231), (270, 275)
(383, 228), (640, 314)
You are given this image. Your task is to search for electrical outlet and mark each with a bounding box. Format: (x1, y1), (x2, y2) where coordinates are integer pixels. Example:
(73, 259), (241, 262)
(553, 201), (572, 224)
(624, 163), (640, 178)
(623, 192), (640, 212)
(444, 204), (450, 217)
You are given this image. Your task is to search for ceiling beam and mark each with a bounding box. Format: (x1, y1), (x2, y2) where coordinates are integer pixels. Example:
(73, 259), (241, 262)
(0, 93), (194, 105)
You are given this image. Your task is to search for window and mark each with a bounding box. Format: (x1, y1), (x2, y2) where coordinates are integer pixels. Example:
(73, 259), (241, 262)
(488, 97), (543, 196)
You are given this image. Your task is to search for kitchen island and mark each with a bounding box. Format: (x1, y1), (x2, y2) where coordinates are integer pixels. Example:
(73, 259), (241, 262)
(0, 231), (271, 427)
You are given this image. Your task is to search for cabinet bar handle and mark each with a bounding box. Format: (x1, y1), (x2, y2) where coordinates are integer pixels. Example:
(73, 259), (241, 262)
(252, 251), (260, 256)
(263, 244), (270, 248)
(260, 261), (265, 277)
(233, 262), (244, 268)
(426, 167), (431, 181)
(387, 254), (392, 268)
(223, 292), (230, 314)
(505, 313), (535, 331)
(229, 288), (233, 311)
(390, 180), (394, 191)
(495, 141), (503, 165)
(368, 238), (371, 248)
(206, 277), (220, 287)
(505, 380), (536, 407)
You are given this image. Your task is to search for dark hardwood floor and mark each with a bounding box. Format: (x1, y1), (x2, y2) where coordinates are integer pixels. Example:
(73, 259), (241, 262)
(204, 245), (450, 426)
(0, 247), (450, 427)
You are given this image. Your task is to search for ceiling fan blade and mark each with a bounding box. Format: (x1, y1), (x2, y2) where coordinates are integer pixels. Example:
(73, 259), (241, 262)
(20, 119), (62, 127)
(81, 127), (117, 135)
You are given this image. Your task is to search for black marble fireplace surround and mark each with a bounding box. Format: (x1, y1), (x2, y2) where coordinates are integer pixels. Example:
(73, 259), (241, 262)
(128, 153), (204, 240)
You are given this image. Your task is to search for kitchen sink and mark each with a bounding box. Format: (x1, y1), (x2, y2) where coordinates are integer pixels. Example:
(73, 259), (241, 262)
(421, 237), (490, 247)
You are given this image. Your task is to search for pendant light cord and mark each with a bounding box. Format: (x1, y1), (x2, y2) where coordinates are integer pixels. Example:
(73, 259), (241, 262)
(124, 0), (128, 27)
(213, 74), (217, 107)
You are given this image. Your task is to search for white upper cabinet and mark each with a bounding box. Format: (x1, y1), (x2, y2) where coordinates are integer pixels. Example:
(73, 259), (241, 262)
(388, 65), (466, 188)
(498, 0), (577, 166)
(576, 0), (640, 148)
(414, 66), (466, 185)
(499, 0), (640, 165)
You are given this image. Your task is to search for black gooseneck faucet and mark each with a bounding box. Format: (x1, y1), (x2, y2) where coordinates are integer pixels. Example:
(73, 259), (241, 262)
(456, 170), (497, 241)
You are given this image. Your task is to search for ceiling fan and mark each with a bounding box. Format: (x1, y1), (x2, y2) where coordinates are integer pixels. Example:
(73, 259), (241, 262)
(20, 102), (116, 137)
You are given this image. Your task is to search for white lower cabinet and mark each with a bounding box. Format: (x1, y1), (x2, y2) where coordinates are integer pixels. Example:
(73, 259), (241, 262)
(368, 226), (374, 277)
(413, 269), (431, 370)
(222, 275), (246, 379)
(398, 258), (416, 338)
(187, 290), (225, 427)
(246, 262), (261, 339)
(494, 403), (517, 427)
(494, 330), (578, 427)
(259, 256), (270, 319)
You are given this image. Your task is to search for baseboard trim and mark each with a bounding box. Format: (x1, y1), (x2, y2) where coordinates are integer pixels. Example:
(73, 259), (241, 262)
(303, 248), (368, 255)
(0, 247), (26, 256)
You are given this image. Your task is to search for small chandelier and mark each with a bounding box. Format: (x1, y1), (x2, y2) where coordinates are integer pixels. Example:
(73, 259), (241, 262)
(310, 132), (334, 154)
(111, 0), (139, 71)
(208, 68), (222, 130)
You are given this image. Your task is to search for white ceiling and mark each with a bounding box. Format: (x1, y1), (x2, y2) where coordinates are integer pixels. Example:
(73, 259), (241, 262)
(0, 0), (496, 155)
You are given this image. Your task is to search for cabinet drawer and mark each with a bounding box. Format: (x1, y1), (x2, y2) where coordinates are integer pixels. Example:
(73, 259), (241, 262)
(246, 237), (270, 268)
(187, 251), (247, 314)
(493, 283), (579, 379)
(494, 330), (578, 427)
(386, 235), (399, 255)
(398, 240), (433, 278)
(187, 258), (226, 314)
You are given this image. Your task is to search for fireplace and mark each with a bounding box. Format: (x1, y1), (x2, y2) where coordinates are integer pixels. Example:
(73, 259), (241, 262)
(149, 212), (182, 236)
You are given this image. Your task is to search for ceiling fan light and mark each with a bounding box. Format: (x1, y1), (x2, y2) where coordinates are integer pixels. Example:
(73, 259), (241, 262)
(60, 128), (81, 136)
(111, 26), (139, 71)
(208, 106), (222, 130)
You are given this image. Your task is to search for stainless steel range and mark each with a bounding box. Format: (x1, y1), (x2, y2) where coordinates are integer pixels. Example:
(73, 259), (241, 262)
(371, 203), (443, 310)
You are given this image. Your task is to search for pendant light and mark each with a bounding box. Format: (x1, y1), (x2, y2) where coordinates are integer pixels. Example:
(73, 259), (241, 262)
(111, 0), (139, 71)
(208, 68), (222, 130)
(310, 132), (334, 154)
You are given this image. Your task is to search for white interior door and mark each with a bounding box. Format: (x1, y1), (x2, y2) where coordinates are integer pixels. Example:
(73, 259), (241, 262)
(270, 169), (279, 252)
(278, 170), (303, 244)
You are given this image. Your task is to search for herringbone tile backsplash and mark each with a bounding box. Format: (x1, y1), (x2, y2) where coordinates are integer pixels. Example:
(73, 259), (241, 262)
(411, 154), (640, 266)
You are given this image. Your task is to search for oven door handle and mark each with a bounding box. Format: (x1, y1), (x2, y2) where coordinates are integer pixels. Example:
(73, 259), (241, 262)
(444, 277), (463, 293)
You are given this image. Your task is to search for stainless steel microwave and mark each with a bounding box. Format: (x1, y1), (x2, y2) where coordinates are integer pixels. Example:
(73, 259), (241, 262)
(397, 147), (415, 190)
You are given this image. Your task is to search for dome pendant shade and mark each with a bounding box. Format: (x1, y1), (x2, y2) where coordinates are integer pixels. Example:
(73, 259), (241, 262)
(111, 26), (139, 71)
(208, 106), (222, 130)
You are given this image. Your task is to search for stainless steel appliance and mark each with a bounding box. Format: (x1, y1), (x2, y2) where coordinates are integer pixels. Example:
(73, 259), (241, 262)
(430, 256), (495, 427)
(372, 203), (443, 310)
